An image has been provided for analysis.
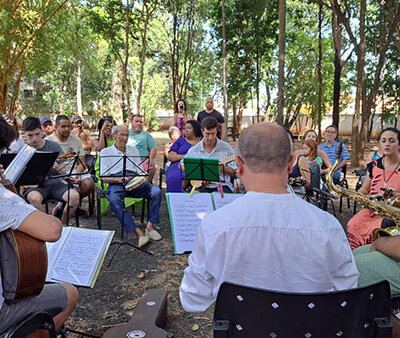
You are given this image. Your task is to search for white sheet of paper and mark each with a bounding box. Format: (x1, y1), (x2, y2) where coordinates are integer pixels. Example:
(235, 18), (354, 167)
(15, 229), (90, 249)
(167, 193), (214, 254)
(46, 227), (71, 281)
(212, 192), (243, 210)
(4, 144), (35, 183)
(49, 228), (112, 286)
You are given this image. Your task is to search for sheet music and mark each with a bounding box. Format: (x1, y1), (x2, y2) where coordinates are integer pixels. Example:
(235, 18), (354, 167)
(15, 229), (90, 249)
(212, 192), (243, 210)
(46, 227), (71, 281)
(4, 144), (36, 183)
(167, 193), (214, 254)
(47, 227), (114, 287)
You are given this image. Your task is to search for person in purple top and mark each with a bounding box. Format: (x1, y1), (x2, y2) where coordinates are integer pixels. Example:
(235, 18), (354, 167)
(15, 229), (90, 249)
(166, 120), (202, 192)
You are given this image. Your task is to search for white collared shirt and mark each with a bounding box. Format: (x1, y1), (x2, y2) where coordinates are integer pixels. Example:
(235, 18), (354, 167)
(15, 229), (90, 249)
(182, 139), (236, 189)
(99, 144), (143, 176)
(179, 191), (358, 312)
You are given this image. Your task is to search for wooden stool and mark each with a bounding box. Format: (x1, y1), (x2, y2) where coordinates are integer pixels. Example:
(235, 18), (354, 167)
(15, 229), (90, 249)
(103, 289), (168, 338)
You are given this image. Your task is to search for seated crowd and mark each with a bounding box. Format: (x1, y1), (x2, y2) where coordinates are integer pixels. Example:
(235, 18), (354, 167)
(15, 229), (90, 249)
(1, 100), (400, 335)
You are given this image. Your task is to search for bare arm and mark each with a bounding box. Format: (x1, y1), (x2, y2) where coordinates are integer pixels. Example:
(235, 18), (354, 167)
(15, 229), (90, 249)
(335, 158), (348, 172)
(220, 123), (226, 140)
(319, 150), (332, 175)
(358, 173), (372, 196)
(149, 147), (157, 166)
(172, 114), (177, 126)
(167, 151), (184, 163)
(370, 237), (400, 262)
(298, 156), (311, 186)
(18, 211), (62, 242)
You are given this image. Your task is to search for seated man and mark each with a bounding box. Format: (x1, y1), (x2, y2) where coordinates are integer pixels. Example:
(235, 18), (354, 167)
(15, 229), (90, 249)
(182, 116), (236, 193)
(0, 117), (78, 335)
(46, 115), (95, 202)
(179, 123), (358, 312)
(127, 114), (157, 182)
(40, 116), (54, 138)
(99, 125), (162, 248)
(318, 125), (350, 184)
(22, 117), (80, 225)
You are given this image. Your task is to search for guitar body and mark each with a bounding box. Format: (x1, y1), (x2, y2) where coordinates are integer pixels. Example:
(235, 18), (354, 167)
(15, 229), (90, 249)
(11, 230), (47, 300)
(0, 179), (47, 303)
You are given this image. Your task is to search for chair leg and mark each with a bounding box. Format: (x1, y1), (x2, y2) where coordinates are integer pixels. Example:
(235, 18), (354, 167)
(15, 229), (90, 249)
(141, 198), (146, 224)
(97, 195), (102, 230)
(353, 201), (357, 215)
(339, 196), (343, 213)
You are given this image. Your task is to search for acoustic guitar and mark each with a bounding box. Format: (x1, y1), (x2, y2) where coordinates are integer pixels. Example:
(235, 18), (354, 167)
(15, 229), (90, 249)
(0, 179), (47, 303)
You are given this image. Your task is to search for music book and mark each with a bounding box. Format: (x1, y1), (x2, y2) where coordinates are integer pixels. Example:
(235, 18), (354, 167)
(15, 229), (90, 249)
(4, 144), (36, 184)
(46, 227), (114, 287)
(166, 192), (243, 254)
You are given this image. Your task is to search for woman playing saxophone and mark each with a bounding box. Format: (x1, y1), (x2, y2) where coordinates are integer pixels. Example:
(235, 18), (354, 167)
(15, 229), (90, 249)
(347, 127), (400, 250)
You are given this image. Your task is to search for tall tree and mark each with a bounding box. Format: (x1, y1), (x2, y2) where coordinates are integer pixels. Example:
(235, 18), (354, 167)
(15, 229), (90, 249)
(276, 0), (286, 125)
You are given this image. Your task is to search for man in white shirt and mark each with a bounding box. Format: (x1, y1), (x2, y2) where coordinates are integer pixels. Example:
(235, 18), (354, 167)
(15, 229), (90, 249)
(100, 125), (162, 248)
(0, 117), (78, 335)
(179, 123), (358, 312)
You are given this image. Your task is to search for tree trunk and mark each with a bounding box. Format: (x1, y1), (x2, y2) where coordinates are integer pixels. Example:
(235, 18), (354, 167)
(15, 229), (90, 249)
(276, 0), (286, 126)
(350, 0), (366, 167)
(123, 0), (131, 121)
(112, 61), (123, 124)
(331, 7), (342, 130)
(222, 0), (228, 140)
(76, 58), (82, 115)
(317, 3), (323, 137)
(171, 11), (177, 108)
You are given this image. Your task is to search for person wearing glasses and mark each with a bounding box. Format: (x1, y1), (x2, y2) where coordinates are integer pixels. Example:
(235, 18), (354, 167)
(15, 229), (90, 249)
(318, 125), (350, 184)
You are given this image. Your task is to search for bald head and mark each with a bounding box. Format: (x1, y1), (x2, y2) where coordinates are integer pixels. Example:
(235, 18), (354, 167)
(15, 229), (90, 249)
(238, 123), (292, 173)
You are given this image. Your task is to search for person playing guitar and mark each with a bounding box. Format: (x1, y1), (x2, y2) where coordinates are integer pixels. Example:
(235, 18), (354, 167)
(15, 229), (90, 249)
(0, 117), (78, 335)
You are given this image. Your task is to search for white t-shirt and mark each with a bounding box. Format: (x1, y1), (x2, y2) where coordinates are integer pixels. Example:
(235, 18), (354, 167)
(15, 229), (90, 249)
(0, 183), (36, 309)
(179, 191), (359, 312)
(46, 134), (84, 156)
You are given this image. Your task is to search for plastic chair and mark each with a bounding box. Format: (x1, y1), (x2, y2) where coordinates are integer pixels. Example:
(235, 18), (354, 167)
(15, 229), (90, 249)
(338, 164), (351, 213)
(214, 280), (392, 337)
(2, 308), (62, 338)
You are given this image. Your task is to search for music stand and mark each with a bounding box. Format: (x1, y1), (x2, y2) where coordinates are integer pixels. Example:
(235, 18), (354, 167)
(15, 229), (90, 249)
(99, 154), (153, 267)
(50, 152), (90, 226)
(183, 157), (222, 186)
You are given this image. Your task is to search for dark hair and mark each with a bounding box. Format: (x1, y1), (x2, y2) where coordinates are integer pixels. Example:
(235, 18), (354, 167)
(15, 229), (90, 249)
(201, 116), (218, 130)
(23, 116), (41, 131)
(283, 127), (294, 142)
(131, 114), (142, 121)
(175, 99), (187, 114)
(379, 127), (400, 143)
(4, 114), (19, 136)
(186, 120), (202, 138)
(0, 117), (16, 150)
(97, 116), (115, 140)
(302, 129), (319, 143)
(55, 115), (69, 125)
(325, 125), (338, 133)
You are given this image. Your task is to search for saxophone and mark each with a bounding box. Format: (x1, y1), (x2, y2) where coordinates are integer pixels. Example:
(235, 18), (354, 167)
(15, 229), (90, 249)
(326, 142), (400, 239)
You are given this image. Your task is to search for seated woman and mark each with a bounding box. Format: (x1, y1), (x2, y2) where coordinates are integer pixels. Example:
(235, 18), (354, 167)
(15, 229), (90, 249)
(347, 127), (400, 250)
(166, 120), (202, 192)
(3, 114), (25, 153)
(298, 139), (332, 187)
(164, 126), (181, 171)
(293, 129), (331, 175)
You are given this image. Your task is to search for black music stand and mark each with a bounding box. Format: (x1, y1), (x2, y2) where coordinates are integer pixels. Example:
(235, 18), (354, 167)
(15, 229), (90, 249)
(7, 152), (59, 189)
(50, 152), (90, 226)
(99, 154), (153, 267)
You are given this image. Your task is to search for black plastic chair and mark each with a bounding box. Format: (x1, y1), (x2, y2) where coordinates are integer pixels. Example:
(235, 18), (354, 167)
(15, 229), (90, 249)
(353, 169), (367, 214)
(338, 165), (351, 213)
(306, 162), (337, 216)
(214, 280), (392, 337)
(2, 308), (62, 338)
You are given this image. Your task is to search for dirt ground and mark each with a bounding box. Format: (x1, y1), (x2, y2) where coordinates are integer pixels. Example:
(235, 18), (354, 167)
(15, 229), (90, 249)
(64, 135), (372, 338)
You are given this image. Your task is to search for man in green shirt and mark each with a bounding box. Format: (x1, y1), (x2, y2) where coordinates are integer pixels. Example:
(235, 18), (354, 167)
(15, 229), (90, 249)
(128, 114), (157, 182)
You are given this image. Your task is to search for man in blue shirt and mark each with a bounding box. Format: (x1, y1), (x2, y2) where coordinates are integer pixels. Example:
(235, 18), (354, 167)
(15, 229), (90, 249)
(318, 125), (350, 184)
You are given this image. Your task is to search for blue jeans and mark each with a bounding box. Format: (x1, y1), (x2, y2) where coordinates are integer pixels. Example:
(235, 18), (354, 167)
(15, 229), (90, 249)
(106, 182), (161, 233)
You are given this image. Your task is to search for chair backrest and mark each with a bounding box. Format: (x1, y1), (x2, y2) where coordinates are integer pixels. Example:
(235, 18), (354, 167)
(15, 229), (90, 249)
(214, 281), (392, 338)
(308, 161), (322, 190)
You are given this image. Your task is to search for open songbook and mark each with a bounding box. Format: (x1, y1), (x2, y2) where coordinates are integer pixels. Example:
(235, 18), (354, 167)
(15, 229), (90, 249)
(46, 227), (114, 287)
(166, 192), (243, 254)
